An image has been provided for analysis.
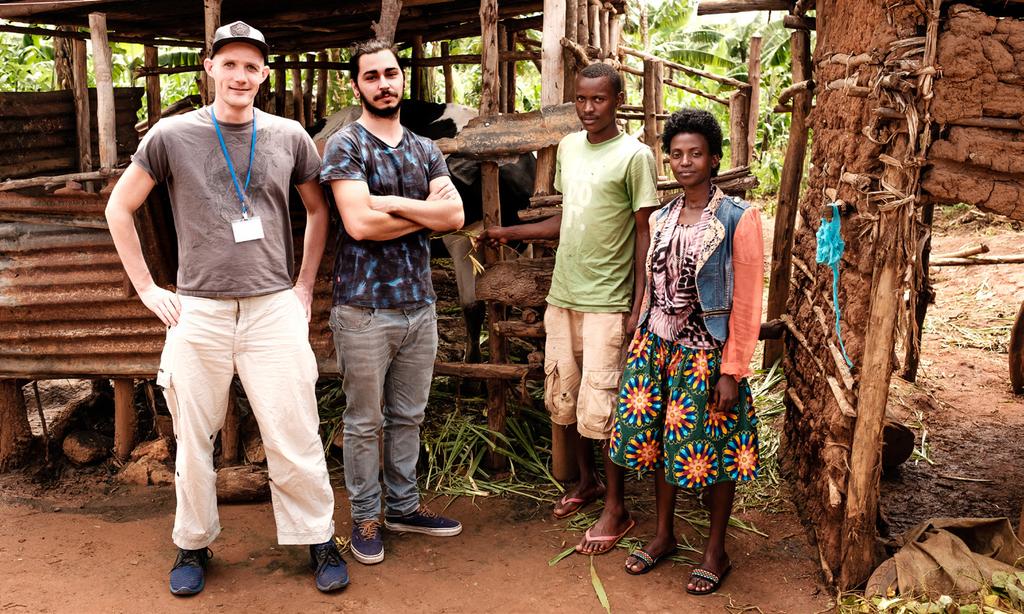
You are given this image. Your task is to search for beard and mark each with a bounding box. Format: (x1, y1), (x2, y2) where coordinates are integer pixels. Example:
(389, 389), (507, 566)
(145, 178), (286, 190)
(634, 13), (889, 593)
(356, 83), (402, 118)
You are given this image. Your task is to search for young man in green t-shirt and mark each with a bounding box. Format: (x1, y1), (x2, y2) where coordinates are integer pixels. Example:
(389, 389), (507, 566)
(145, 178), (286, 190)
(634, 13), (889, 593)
(480, 62), (660, 552)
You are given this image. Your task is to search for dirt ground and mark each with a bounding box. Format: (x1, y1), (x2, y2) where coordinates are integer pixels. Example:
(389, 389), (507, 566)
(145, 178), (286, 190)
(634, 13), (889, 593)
(880, 210), (1024, 533)
(1, 207), (1020, 613)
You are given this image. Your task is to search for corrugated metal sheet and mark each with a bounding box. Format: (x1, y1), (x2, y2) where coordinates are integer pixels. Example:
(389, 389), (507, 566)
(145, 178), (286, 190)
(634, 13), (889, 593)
(0, 216), (341, 379)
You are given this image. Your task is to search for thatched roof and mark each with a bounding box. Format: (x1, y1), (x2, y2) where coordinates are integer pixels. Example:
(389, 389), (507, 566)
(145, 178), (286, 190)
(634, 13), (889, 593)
(0, 0), (553, 53)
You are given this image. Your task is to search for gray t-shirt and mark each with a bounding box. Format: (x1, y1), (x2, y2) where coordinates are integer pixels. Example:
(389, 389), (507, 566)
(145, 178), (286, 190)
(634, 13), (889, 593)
(132, 106), (320, 298)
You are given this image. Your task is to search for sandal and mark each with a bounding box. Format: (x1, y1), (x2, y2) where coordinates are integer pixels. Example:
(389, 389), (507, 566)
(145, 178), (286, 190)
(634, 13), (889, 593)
(574, 519), (636, 556)
(624, 549), (665, 575)
(552, 487), (605, 519)
(686, 565), (732, 595)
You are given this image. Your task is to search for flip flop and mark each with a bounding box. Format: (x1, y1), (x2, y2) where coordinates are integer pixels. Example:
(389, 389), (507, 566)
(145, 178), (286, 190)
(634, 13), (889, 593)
(686, 565), (732, 595)
(552, 487), (605, 519)
(574, 519), (636, 556)
(624, 547), (670, 575)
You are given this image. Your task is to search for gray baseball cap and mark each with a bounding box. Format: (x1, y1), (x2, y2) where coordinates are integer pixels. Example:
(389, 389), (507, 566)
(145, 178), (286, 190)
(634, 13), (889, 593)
(211, 21), (269, 60)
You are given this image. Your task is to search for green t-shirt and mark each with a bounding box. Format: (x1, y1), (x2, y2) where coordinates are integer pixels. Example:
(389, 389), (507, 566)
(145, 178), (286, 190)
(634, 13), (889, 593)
(547, 130), (660, 312)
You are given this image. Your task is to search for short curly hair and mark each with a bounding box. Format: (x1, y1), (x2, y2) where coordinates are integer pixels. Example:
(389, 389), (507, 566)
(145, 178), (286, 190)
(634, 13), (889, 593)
(349, 38), (399, 79)
(661, 109), (724, 177)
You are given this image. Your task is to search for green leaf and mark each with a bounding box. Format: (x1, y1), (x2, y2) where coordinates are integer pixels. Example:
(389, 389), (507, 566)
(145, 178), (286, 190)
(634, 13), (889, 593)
(590, 556), (611, 614)
(547, 546), (574, 567)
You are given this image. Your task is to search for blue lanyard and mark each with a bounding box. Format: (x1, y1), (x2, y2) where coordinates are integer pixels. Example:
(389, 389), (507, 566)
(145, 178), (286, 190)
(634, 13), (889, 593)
(211, 107), (257, 218)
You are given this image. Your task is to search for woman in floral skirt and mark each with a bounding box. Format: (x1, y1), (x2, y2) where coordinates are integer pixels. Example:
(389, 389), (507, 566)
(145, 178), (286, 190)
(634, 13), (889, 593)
(607, 108), (764, 595)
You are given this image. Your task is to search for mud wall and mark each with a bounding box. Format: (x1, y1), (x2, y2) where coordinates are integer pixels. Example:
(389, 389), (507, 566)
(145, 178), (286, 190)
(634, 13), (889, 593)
(922, 4), (1024, 220)
(781, 0), (923, 585)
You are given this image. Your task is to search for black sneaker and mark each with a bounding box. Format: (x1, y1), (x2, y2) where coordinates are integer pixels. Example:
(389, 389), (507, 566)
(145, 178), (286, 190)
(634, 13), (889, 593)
(350, 519), (384, 565)
(169, 547), (212, 596)
(385, 505), (462, 537)
(309, 539), (349, 593)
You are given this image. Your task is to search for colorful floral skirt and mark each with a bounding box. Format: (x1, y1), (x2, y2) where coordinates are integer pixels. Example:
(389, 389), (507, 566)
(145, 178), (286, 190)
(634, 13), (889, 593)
(608, 326), (760, 490)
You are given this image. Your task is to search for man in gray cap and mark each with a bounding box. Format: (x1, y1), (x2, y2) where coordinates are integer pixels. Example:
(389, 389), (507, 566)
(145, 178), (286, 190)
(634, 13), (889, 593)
(105, 21), (347, 596)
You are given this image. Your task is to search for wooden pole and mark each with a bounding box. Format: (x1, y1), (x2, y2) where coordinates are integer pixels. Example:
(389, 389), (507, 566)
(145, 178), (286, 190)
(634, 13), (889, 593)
(290, 55), (305, 127)
(144, 46), (162, 129)
(498, 26), (508, 112)
(576, 0), (589, 47)
(506, 30), (517, 112)
(315, 51), (328, 120)
(373, 0), (404, 44)
(745, 35), (762, 166)
(88, 13), (118, 171)
(220, 386), (240, 465)
(480, 0), (508, 471)
(728, 89), (750, 169)
(588, 0), (600, 48)
(53, 30), (73, 90)
(0, 380), (31, 472)
(642, 58), (663, 166)
(599, 6), (610, 57)
(304, 53), (315, 127)
(70, 38), (92, 172)
(441, 42), (454, 103)
(697, 0), (790, 15)
(902, 203), (935, 382)
(534, 0), (566, 198)
(274, 62), (286, 117)
(412, 35), (425, 101)
(201, 0), (221, 104)
(113, 378), (137, 462)
(763, 29), (810, 368)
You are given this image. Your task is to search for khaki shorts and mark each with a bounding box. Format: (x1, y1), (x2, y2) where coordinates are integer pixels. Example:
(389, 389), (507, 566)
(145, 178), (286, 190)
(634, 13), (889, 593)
(543, 304), (628, 439)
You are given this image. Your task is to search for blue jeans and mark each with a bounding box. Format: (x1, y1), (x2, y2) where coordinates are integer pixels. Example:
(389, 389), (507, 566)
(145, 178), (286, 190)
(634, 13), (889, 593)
(329, 303), (438, 522)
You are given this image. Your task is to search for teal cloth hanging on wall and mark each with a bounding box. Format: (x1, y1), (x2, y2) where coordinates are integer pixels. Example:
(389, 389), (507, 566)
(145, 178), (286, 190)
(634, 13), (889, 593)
(816, 203), (854, 368)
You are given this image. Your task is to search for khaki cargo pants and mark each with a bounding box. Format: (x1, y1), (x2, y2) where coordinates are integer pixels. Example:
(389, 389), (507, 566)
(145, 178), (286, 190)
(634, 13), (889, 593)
(543, 305), (628, 440)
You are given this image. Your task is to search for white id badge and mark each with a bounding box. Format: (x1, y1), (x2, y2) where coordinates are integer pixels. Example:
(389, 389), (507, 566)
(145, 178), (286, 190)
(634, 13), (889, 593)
(231, 216), (265, 243)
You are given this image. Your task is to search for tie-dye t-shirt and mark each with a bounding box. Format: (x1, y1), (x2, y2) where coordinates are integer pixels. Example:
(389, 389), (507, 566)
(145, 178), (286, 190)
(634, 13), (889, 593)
(320, 122), (449, 308)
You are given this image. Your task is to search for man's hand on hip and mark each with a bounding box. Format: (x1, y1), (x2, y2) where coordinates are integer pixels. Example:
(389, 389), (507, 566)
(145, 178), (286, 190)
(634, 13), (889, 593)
(139, 285), (182, 327)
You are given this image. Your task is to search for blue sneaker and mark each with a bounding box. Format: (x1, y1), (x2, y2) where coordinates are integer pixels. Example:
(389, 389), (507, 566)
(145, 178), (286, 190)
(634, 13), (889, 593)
(385, 505), (462, 537)
(309, 539), (349, 592)
(350, 519), (384, 565)
(169, 548), (211, 596)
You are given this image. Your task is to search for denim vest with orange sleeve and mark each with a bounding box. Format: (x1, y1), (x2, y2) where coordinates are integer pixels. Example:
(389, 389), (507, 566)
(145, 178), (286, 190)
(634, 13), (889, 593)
(636, 187), (750, 343)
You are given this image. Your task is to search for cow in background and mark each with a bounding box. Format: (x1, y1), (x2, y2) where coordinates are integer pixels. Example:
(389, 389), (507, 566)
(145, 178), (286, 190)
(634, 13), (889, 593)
(312, 100), (536, 364)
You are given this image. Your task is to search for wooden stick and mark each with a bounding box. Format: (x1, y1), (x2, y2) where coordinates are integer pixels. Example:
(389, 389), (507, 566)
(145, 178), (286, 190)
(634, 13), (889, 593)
(412, 35), (425, 102)
(315, 51), (328, 121)
(785, 387), (806, 413)
(930, 255), (1024, 266)
(577, 0), (589, 48)
(201, 0), (221, 104)
(303, 53), (315, 126)
(729, 89), (750, 170)
(433, 362), (542, 380)
(493, 320), (545, 338)
(783, 14), (815, 30)
(442, 42), (454, 103)
(505, 29), (517, 112)
(663, 78), (729, 105)
(0, 23), (203, 48)
(643, 58), (663, 165)
(0, 168), (124, 192)
(70, 37), (92, 172)
(745, 35), (762, 166)
(534, 0), (566, 198)
(932, 243), (989, 259)
(31, 381), (50, 461)
(88, 13), (118, 171)
(144, 46), (161, 129)
(697, 0), (790, 14)
(619, 45), (749, 89)
(274, 64), (286, 117)
(113, 378), (137, 462)
(827, 375), (857, 418)
(290, 55), (305, 127)
(220, 387), (239, 466)
(588, 0), (600, 48)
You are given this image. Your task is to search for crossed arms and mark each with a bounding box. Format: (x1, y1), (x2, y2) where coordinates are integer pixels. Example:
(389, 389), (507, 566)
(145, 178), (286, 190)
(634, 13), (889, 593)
(328, 176), (464, 241)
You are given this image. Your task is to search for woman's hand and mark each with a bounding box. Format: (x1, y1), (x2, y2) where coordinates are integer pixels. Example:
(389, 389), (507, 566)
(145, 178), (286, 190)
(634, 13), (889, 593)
(711, 373), (739, 412)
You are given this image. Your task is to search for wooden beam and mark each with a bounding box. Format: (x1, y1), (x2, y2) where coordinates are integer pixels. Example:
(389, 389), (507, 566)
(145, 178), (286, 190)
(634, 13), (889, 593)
(745, 36), (762, 167)
(274, 63), (286, 117)
(70, 37), (92, 172)
(220, 387), (240, 465)
(783, 14), (815, 30)
(643, 58), (664, 167)
(303, 53), (315, 127)
(373, 0), (404, 44)
(411, 35), (426, 101)
(619, 45), (750, 90)
(433, 362), (542, 380)
(763, 29), (810, 368)
(113, 378), (137, 462)
(201, 0), (221, 105)
(697, 0), (791, 15)
(315, 51), (329, 121)
(88, 13), (117, 171)
(441, 42), (454, 103)
(290, 54), (305, 127)
(729, 89), (750, 169)
(902, 203), (935, 383)
(493, 320), (545, 338)
(0, 23), (204, 48)
(144, 46), (161, 129)
(533, 0), (566, 197)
